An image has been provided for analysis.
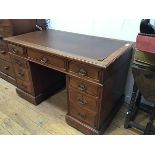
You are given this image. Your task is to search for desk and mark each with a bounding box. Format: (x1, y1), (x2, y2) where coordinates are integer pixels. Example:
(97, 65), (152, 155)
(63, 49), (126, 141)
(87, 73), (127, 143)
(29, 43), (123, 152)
(4, 29), (133, 134)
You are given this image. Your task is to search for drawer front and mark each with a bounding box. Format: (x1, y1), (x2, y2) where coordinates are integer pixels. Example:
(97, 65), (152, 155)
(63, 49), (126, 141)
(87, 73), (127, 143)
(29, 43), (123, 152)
(0, 20), (11, 26)
(69, 76), (100, 97)
(12, 55), (28, 69)
(70, 104), (96, 127)
(0, 26), (12, 32)
(27, 49), (65, 70)
(16, 78), (33, 94)
(69, 88), (98, 112)
(0, 50), (11, 61)
(14, 66), (30, 81)
(0, 30), (12, 38)
(0, 59), (15, 77)
(0, 42), (11, 61)
(8, 44), (25, 56)
(69, 61), (101, 81)
(134, 50), (155, 66)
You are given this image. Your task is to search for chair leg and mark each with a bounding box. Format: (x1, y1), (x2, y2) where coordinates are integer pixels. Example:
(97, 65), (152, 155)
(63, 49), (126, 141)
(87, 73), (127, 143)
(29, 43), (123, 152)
(124, 82), (141, 129)
(144, 108), (155, 135)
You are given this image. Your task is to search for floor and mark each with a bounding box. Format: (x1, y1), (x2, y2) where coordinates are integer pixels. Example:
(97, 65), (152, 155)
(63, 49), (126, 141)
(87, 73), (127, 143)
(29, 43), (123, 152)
(0, 78), (147, 135)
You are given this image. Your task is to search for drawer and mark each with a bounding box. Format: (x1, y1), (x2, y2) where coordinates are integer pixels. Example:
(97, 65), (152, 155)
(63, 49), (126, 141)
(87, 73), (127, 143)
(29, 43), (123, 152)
(69, 61), (101, 81)
(0, 20), (11, 26)
(0, 41), (11, 61)
(0, 49), (11, 61)
(0, 59), (15, 77)
(69, 76), (100, 97)
(0, 29), (12, 38)
(70, 104), (97, 127)
(16, 78), (33, 94)
(134, 50), (155, 66)
(0, 26), (12, 32)
(27, 49), (65, 70)
(12, 55), (28, 69)
(8, 44), (25, 56)
(69, 88), (98, 112)
(14, 66), (30, 81)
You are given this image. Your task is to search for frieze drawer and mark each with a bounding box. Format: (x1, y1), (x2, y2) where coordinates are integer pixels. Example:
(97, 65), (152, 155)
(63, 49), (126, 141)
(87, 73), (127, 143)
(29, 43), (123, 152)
(27, 48), (66, 70)
(8, 44), (25, 56)
(69, 61), (101, 81)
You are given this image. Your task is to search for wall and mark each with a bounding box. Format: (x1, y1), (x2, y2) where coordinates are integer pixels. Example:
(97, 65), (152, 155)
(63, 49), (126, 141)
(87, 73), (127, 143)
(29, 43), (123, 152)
(49, 19), (141, 103)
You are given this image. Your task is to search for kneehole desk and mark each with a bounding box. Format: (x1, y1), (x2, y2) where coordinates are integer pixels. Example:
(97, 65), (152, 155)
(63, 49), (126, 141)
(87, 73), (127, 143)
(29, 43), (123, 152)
(4, 29), (133, 134)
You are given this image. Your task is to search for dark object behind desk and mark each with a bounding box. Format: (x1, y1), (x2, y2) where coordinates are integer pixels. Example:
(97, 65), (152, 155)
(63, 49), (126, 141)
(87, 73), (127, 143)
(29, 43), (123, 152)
(140, 19), (155, 34)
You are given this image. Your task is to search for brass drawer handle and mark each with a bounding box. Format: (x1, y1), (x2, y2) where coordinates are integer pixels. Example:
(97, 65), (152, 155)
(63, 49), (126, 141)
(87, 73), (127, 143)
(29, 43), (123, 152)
(12, 48), (18, 54)
(4, 66), (9, 70)
(78, 112), (86, 119)
(78, 68), (87, 76)
(77, 98), (87, 105)
(78, 84), (86, 92)
(40, 57), (48, 63)
(15, 60), (22, 66)
(20, 83), (27, 89)
(18, 72), (24, 77)
(0, 50), (6, 54)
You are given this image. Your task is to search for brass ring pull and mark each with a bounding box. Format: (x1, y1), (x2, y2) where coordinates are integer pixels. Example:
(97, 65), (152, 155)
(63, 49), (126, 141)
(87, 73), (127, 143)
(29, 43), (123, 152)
(12, 48), (18, 54)
(21, 84), (26, 89)
(18, 72), (24, 77)
(78, 68), (87, 76)
(4, 66), (9, 70)
(16, 60), (22, 66)
(77, 98), (87, 105)
(0, 50), (6, 54)
(78, 112), (86, 119)
(78, 84), (86, 92)
(41, 57), (48, 63)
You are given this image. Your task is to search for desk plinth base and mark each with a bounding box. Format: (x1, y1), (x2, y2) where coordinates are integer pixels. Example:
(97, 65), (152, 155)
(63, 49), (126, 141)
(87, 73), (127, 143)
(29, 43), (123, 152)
(16, 88), (51, 105)
(0, 71), (16, 86)
(66, 115), (100, 135)
(66, 96), (124, 135)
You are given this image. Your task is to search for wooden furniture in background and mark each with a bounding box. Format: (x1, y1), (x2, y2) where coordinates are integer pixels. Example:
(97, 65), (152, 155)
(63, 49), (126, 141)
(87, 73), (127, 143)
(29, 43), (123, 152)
(4, 29), (133, 134)
(0, 19), (45, 85)
(124, 33), (155, 134)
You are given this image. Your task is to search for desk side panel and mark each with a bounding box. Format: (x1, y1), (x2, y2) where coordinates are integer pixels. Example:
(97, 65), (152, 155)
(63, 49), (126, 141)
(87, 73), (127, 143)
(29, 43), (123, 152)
(98, 48), (132, 130)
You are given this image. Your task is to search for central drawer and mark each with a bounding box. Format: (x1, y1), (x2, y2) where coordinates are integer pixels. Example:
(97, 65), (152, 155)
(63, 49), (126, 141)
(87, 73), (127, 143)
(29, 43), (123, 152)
(27, 49), (66, 70)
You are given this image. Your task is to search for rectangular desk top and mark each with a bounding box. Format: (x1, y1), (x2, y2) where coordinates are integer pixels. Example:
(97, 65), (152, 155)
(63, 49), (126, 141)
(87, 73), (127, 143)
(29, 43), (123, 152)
(4, 29), (132, 67)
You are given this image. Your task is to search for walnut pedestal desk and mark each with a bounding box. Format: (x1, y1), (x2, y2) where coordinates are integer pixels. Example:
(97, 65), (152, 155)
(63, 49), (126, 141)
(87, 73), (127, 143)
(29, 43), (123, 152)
(4, 30), (133, 134)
